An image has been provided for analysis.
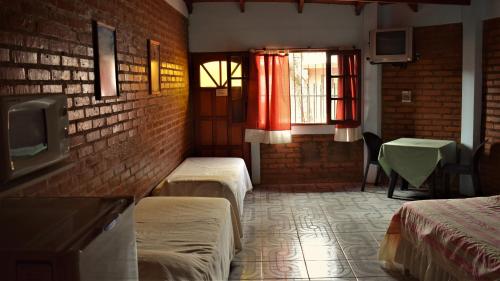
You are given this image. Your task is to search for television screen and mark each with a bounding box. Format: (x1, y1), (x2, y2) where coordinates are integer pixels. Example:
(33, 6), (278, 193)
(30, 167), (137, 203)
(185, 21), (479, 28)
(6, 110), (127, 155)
(376, 31), (406, 56)
(9, 107), (48, 159)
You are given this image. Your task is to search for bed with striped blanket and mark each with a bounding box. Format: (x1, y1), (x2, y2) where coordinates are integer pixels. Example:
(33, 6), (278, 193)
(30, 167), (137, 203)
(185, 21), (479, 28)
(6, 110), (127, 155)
(379, 196), (500, 281)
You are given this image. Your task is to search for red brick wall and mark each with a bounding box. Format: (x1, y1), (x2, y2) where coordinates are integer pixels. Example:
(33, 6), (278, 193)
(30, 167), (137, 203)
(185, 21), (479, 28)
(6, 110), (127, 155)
(481, 18), (500, 195)
(260, 135), (363, 184)
(382, 23), (463, 142)
(0, 0), (192, 198)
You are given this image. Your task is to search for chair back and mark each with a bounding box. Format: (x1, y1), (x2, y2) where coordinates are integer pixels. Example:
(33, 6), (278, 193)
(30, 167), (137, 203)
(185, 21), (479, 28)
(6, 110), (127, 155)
(472, 141), (486, 172)
(363, 132), (383, 163)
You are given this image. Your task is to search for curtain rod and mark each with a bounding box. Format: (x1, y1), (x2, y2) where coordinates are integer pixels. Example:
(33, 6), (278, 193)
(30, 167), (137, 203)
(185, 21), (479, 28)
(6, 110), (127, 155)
(250, 46), (357, 53)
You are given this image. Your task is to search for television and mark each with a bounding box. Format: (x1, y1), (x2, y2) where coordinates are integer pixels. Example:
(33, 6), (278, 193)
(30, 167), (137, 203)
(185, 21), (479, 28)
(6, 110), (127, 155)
(369, 27), (413, 64)
(0, 94), (70, 184)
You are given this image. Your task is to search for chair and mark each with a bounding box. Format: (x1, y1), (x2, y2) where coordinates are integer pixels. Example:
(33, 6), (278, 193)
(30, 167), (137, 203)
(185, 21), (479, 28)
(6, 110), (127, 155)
(442, 141), (486, 197)
(361, 132), (383, 192)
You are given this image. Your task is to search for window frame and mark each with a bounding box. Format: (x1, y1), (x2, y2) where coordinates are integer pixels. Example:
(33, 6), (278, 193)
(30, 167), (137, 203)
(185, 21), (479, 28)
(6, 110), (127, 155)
(289, 49), (362, 126)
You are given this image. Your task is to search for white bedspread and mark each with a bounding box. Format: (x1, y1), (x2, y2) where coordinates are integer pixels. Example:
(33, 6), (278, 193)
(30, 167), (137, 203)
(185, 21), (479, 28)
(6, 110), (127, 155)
(135, 197), (240, 281)
(153, 157), (253, 237)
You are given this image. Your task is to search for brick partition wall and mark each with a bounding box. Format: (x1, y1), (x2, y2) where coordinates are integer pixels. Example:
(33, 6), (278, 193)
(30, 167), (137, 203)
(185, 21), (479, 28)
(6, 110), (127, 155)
(260, 135), (363, 184)
(382, 23), (463, 142)
(0, 0), (192, 198)
(482, 17), (500, 195)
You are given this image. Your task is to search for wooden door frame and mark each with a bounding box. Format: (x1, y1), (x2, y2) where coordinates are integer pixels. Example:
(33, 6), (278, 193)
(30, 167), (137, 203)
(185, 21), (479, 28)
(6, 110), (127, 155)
(189, 52), (251, 168)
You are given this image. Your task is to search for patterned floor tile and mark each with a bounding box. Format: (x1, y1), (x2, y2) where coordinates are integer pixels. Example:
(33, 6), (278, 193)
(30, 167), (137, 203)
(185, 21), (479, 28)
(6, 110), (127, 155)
(261, 243), (304, 261)
(302, 244), (346, 261)
(348, 260), (393, 278)
(357, 275), (417, 281)
(292, 205), (325, 216)
(261, 213), (295, 225)
(261, 260), (309, 279)
(299, 232), (338, 246)
(306, 260), (355, 279)
(309, 277), (358, 281)
(234, 248), (262, 262)
(259, 205), (294, 215)
(329, 221), (369, 233)
(243, 222), (297, 235)
(295, 219), (332, 234)
(342, 245), (379, 260)
(369, 232), (387, 246)
(232, 184), (407, 280)
(335, 232), (379, 248)
(229, 262), (262, 280)
(364, 220), (391, 232)
(260, 233), (301, 245)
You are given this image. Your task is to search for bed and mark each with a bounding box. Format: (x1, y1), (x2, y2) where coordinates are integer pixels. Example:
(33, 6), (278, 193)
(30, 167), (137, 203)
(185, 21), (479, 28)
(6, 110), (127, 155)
(152, 157), (253, 237)
(379, 195), (500, 281)
(135, 197), (241, 281)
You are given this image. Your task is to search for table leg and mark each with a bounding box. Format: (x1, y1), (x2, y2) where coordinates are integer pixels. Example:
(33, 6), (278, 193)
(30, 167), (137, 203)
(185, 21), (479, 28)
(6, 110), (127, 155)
(388, 170), (398, 198)
(401, 179), (409, 190)
(443, 172), (450, 198)
(431, 171), (437, 198)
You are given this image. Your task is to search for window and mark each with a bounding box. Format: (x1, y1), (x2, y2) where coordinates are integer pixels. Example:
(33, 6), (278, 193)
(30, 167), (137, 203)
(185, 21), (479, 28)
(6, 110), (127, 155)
(289, 52), (326, 124)
(199, 60), (242, 88)
(289, 50), (361, 125)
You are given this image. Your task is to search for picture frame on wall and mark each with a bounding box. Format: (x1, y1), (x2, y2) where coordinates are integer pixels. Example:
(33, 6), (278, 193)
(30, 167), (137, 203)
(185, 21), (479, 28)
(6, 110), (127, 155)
(92, 20), (119, 100)
(148, 39), (161, 95)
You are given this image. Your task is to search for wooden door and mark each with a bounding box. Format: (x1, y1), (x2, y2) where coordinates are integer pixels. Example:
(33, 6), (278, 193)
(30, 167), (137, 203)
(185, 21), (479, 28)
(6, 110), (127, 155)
(191, 53), (250, 168)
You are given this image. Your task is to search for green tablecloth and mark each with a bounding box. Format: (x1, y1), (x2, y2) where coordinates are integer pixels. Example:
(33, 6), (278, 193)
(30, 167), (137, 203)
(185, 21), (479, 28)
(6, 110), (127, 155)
(378, 138), (457, 188)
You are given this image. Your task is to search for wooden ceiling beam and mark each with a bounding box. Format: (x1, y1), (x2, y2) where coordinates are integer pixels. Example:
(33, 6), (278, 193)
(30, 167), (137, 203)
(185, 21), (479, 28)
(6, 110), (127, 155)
(240, 0), (245, 12)
(190, 0), (470, 5)
(408, 3), (418, 11)
(354, 2), (365, 15)
(298, 0), (304, 13)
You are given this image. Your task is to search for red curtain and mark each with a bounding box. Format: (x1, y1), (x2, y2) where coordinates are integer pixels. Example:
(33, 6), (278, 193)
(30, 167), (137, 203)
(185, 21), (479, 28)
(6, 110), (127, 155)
(246, 52), (291, 135)
(336, 53), (359, 129)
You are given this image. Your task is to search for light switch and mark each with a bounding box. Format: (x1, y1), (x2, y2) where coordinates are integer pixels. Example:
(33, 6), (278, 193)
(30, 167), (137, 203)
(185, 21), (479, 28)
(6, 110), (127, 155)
(402, 90), (412, 103)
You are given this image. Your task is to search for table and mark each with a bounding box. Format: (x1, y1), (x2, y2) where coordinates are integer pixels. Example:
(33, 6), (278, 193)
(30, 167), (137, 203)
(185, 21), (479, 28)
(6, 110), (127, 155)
(378, 138), (457, 198)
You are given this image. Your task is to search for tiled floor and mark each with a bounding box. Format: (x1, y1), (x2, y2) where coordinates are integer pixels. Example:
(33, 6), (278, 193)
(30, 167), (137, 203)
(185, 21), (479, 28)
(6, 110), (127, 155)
(229, 184), (417, 281)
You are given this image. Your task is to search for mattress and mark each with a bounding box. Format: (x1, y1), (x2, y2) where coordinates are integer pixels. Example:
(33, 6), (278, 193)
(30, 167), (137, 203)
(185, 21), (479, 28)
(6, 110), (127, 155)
(153, 157), (253, 237)
(135, 197), (241, 281)
(379, 196), (500, 281)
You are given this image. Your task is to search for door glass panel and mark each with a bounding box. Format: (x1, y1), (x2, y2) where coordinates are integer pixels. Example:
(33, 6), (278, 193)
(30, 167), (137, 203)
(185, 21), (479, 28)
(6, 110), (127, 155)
(331, 55), (341, 76)
(221, 60), (228, 86)
(331, 99), (346, 121)
(331, 99), (337, 121)
(231, 78), (242, 87)
(200, 61), (219, 88)
(331, 77), (342, 98)
(200, 66), (217, 88)
(200, 60), (229, 88)
(231, 62), (242, 78)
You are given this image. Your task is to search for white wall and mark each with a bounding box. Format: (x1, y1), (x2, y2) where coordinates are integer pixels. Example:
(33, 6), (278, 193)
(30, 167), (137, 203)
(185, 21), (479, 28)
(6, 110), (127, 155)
(483, 0), (500, 20)
(378, 3), (462, 28)
(188, 3), (362, 52)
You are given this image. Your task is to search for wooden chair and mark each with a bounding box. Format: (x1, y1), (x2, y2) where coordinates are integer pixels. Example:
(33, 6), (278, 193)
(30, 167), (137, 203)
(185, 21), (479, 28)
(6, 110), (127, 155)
(442, 141), (486, 197)
(361, 132), (383, 192)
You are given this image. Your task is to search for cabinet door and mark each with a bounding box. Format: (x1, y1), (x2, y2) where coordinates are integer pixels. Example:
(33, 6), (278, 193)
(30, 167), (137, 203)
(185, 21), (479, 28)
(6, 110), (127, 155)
(79, 205), (138, 281)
